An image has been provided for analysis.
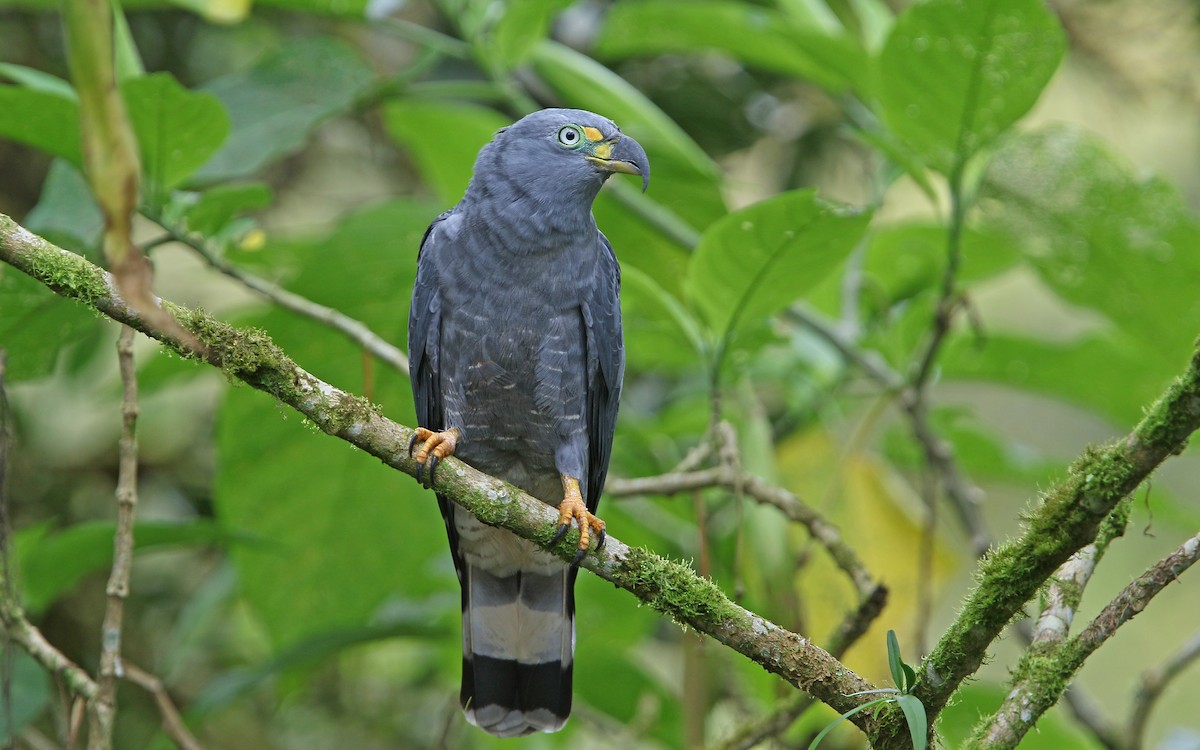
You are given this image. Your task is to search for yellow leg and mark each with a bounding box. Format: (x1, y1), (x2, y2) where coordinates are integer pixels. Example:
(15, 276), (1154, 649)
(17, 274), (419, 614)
(408, 427), (460, 487)
(551, 475), (607, 565)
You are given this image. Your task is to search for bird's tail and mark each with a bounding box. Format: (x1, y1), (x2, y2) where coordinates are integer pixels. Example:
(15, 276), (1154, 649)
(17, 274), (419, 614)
(459, 564), (575, 737)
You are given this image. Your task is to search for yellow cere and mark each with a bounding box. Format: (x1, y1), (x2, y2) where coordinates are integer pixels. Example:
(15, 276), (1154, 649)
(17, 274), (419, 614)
(583, 126), (604, 142)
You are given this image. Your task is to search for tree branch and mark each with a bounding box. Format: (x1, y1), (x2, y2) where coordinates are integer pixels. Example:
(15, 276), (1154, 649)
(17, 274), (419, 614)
(0, 213), (889, 733)
(971, 529), (1200, 749)
(897, 342), (1200, 741)
(90, 327), (140, 749)
(122, 662), (204, 750)
(1127, 628), (1200, 749)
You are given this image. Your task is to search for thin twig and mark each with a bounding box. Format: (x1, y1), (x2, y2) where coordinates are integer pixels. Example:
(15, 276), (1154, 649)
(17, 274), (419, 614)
(0, 349), (13, 749)
(121, 662), (203, 750)
(972, 530), (1200, 749)
(607, 465), (878, 600)
(90, 327), (140, 750)
(146, 213), (410, 376)
(1127, 628), (1200, 749)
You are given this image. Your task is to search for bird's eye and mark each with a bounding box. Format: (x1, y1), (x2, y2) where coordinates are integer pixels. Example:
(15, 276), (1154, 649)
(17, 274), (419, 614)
(557, 125), (582, 148)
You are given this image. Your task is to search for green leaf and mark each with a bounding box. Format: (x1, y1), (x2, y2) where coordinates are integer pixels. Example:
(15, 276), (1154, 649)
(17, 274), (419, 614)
(121, 72), (229, 198)
(896, 694), (928, 750)
(491, 0), (572, 68)
(0, 651), (51, 738)
(876, 0), (1065, 173)
(861, 223), (1020, 311)
(621, 264), (705, 373)
(980, 126), (1200, 362)
(808, 698), (890, 749)
(0, 266), (106, 381)
(253, 0), (367, 16)
(886, 628), (905, 689)
(0, 63), (77, 99)
(685, 190), (871, 351)
(182, 182), (273, 237)
(594, 0), (869, 93)
(382, 99), (509, 206)
(195, 37), (374, 182)
(111, 0), (146, 79)
(0, 86), (82, 166)
(17, 519), (255, 614)
(22, 159), (103, 255)
(940, 332), (1176, 428)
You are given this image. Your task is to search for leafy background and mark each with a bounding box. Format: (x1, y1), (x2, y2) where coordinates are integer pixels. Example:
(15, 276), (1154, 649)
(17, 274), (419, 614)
(2, 0), (1200, 748)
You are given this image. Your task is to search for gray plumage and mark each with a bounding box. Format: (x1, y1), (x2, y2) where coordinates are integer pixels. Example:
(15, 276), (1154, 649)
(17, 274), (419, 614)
(407, 108), (648, 737)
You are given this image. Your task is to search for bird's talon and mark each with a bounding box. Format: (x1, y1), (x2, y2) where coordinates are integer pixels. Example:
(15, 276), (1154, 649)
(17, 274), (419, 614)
(596, 529), (606, 550)
(570, 549), (586, 567)
(409, 428), (459, 488)
(551, 523), (570, 546)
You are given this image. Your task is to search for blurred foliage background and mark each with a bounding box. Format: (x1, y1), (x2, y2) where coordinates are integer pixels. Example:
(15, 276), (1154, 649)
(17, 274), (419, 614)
(2, 0), (1200, 748)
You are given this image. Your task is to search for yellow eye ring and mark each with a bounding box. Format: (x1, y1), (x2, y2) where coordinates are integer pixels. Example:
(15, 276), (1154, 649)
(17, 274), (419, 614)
(557, 125), (584, 148)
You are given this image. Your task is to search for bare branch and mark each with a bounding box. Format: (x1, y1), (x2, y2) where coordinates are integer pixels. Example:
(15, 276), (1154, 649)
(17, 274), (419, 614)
(607, 465), (878, 600)
(122, 662), (204, 750)
(145, 212), (410, 376)
(1128, 628), (1200, 749)
(89, 328), (140, 749)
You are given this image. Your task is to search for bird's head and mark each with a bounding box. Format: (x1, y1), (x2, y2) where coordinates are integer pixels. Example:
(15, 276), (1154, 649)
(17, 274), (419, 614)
(469, 109), (650, 207)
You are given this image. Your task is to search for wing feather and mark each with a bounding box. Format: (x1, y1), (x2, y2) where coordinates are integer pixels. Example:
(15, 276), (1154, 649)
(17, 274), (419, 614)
(582, 233), (625, 513)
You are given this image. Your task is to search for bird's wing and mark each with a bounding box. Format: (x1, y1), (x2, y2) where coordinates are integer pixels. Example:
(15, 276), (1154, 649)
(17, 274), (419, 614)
(409, 211), (450, 434)
(582, 233), (625, 513)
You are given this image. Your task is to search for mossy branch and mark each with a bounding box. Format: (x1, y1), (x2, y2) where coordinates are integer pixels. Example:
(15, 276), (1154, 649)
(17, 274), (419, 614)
(899, 339), (1200, 732)
(0, 213), (884, 731)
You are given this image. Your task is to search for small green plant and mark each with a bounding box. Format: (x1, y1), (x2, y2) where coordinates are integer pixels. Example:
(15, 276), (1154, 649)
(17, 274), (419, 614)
(809, 630), (927, 750)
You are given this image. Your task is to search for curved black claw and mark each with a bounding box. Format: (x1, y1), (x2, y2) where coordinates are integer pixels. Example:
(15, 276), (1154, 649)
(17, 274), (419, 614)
(424, 454), (440, 487)
(551, 523), (570, 546)
(596, 529), (606, 551)
(570, 548), (587, 567)
(407, 432), (420, 457)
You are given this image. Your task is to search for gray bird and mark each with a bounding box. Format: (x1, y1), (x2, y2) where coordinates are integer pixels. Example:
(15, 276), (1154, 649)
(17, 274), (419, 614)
(407, 108), (648, 737)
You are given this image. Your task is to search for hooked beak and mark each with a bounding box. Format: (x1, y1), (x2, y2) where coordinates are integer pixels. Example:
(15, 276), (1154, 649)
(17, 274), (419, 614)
(586, 134), (650, 193)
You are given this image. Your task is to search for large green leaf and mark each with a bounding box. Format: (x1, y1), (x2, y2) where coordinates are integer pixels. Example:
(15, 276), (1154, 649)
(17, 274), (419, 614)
(180, 182), (273, 238)
(876, 0), (1065, 173)
(940, 332), (1174, 428)
(981, 126), (1200, 362)
(685, 190), (871, 348)
(122, 72), (229, 199)
(491, 0), (574, 69)
(0, 86), (81, 166)
(0, 267), (107, 381)
(195, 37), (374, 182)
(382, 99), (509, 206)
(22, 159), (103, 256)
(595, 0), (869, 93)
(620, 264), (705, 373)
